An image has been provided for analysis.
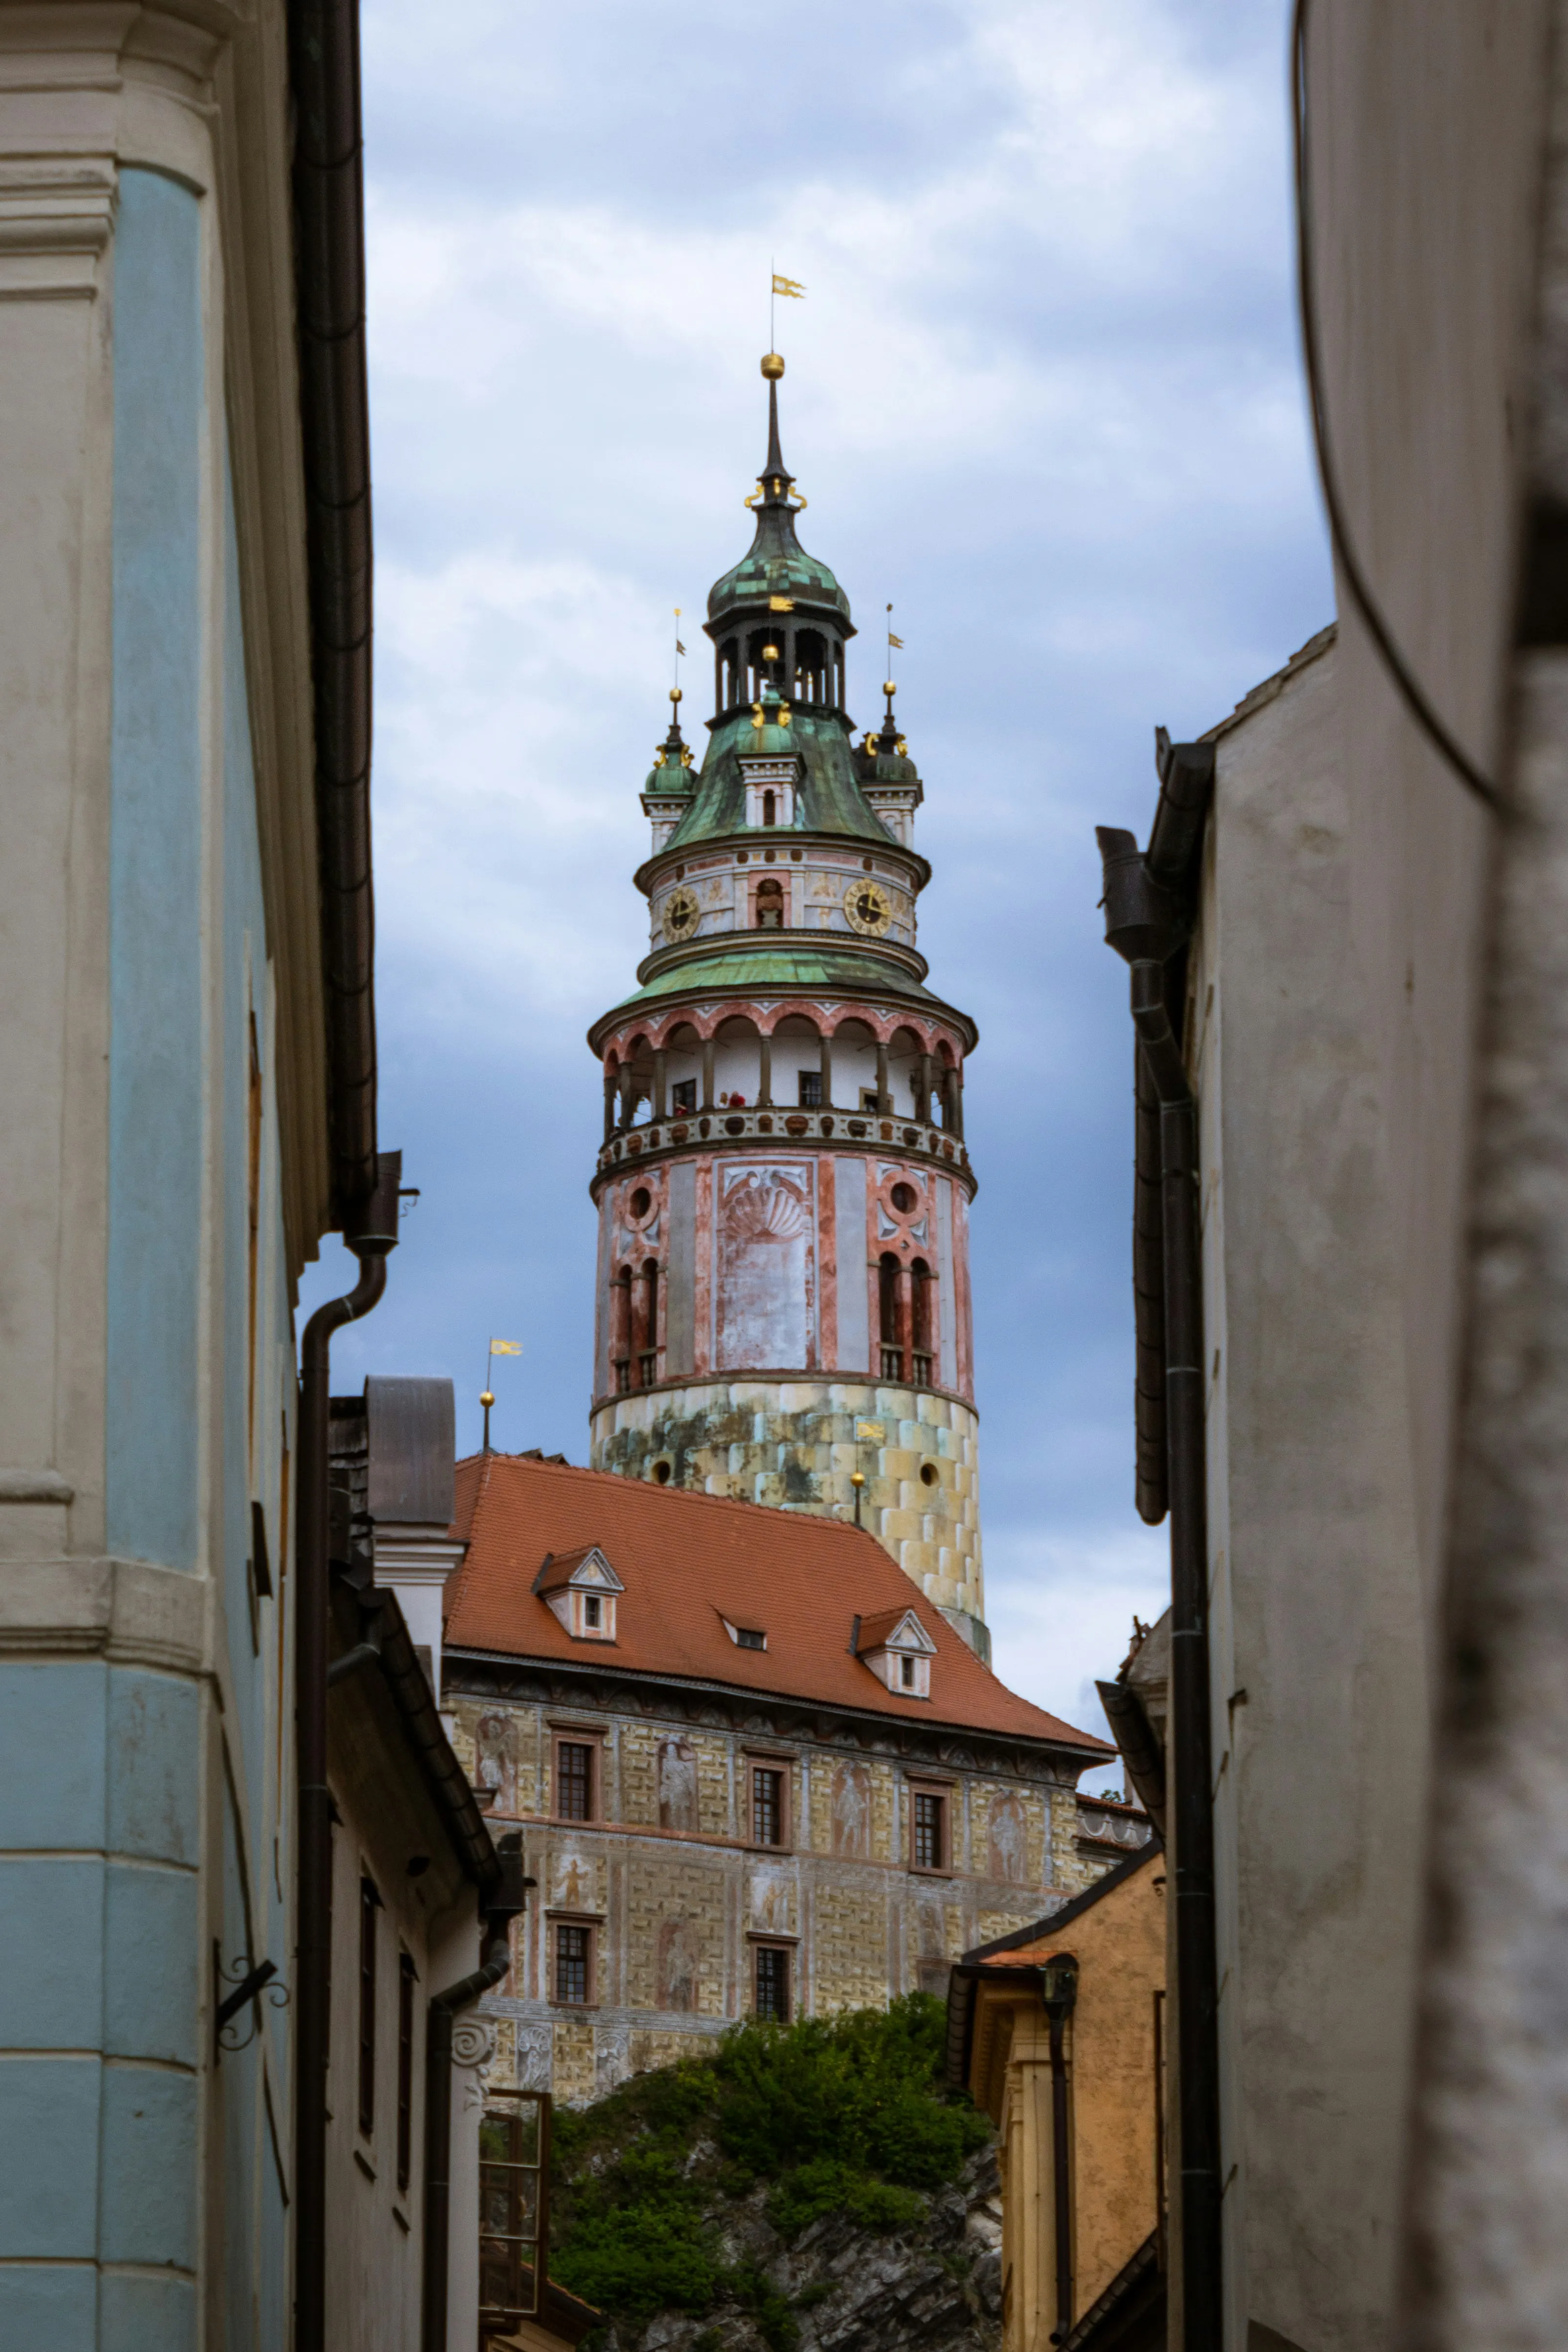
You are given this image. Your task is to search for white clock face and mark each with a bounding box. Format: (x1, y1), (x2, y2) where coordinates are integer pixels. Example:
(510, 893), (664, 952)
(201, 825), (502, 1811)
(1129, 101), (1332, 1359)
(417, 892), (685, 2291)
(843, 877), (893, 936)
(662, 886), (700, 942)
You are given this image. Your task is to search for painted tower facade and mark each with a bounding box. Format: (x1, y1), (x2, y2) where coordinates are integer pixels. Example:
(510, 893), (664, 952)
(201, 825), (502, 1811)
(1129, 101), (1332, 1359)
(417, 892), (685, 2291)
(587, 358), (986, 1655)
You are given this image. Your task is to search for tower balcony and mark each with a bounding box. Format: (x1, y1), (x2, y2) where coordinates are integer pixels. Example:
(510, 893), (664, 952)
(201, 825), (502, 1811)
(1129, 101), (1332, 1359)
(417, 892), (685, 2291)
(592, 1104), (974, 1195)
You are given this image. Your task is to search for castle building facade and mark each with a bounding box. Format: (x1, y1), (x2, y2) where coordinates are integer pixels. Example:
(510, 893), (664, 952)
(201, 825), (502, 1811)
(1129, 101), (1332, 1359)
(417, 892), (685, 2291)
(587, 357), (987, 1654)
(434, 1453), (1123, 2107)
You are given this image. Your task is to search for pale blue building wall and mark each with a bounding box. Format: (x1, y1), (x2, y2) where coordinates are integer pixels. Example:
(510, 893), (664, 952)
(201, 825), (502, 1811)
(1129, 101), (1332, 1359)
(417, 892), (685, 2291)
(0, 164), (299, 2349)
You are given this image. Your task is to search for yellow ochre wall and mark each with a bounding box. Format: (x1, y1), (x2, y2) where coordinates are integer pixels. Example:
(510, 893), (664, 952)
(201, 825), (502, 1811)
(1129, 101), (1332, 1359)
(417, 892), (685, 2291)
(963, 1850), (1165, 2340)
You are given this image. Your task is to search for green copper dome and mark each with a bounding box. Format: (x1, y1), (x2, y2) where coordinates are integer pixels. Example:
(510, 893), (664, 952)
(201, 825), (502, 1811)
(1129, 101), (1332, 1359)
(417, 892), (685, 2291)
(666, 707), (896, 853)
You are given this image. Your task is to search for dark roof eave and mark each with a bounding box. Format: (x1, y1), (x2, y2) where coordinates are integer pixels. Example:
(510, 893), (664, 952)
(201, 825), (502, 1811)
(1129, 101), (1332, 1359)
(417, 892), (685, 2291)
(287, 0), (379, 1230)
(334, 1588), (501, 1901)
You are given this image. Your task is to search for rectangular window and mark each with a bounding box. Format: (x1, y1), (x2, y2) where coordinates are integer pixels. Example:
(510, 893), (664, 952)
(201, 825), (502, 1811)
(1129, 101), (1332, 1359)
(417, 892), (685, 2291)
(901, 1654), (916, 1688)
(755, 1944), (790, 2023)
(752, 1767), (784, 1849)
(479, 2093), (548, 2328)
(797, 1070), (822, 1108)
(860, 1088), (884, 1112)
(735, 1626), (765, 1651)
(397, 1952), (416, 2192)
(672, 1079), (697, 1113)
(582, 1593), (601, 1630)
(555, 1923), (592, 2005)
(913, 1791), (945, 1873)
(557, 1742), (595, 1822)
(358, 1877), (379, 2136)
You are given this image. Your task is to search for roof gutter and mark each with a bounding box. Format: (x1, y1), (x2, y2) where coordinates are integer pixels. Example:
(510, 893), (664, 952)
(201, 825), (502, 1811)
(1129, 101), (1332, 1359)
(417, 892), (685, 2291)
(288, 0), (377, 1230)
(330, 1582), (501, 1902)
(1095, 731), (1221, 2352)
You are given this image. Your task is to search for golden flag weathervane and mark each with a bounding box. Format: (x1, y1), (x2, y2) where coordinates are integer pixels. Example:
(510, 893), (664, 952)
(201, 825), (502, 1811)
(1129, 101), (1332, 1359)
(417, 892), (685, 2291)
(769, 265), (805, 351)
(480, 1337), (522, 1454)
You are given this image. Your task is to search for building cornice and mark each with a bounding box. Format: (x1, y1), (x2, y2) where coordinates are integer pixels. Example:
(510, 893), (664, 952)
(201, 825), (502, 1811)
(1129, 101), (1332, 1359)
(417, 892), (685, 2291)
(633, 827), (932, 901)
(443, 1646), (1102, 1783)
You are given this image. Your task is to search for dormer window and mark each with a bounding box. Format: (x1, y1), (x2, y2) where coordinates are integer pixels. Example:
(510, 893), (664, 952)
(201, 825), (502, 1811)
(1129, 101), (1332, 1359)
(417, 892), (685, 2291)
(720, 1614), (768, 1651)
(854, 1604), (937, 1699)
(533, 1545), (625, 1642)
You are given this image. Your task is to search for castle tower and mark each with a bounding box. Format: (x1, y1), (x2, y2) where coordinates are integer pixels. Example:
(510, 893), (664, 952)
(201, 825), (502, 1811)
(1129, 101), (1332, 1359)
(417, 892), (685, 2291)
(586, 356), (986, 1656)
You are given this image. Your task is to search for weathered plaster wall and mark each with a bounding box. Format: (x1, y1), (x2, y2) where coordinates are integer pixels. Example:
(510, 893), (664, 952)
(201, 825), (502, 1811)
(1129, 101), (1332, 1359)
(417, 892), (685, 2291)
(0, 18), (322, 2343)
(1196, 637), (1434, 2352)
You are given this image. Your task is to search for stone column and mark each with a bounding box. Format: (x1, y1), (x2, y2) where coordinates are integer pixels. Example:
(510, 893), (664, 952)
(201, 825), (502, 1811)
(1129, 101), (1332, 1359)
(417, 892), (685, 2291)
(876, 1039), (890, 1113)
(758, 1033), (773, 1107)
(652, 1049), (667, 1120)
(820, 1032), (834, 1109)
(918, 1051), (933, 1123)
(603, 1066), (617, 1141)
(701, 1037), (715, 1110)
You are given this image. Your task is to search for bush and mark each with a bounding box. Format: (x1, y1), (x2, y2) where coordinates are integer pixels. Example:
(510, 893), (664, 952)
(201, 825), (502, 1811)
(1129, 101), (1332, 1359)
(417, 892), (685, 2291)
(549, 1993), (990, 2334)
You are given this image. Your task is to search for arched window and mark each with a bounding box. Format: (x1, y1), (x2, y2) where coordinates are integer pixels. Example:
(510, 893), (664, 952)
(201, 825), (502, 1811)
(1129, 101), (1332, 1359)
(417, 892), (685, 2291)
(719, 639), (739, 707)
(631, 1260), (659, 1389)
(756, 879), (785, 930)
(611, 1266), (633, 1393)
(911, 1259), (934, 1387)
(879, 1252), (902, 1381)
(795, 630), (827, 704)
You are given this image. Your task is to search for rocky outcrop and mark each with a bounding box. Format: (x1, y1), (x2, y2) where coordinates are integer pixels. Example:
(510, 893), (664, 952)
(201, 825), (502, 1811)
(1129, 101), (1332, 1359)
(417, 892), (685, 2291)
(597, 2143), (1003, 2352)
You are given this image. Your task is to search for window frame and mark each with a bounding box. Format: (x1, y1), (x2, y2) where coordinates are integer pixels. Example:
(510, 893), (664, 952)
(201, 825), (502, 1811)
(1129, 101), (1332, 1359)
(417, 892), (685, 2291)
(479, 2090), (552, 2331)
(551, 1727), (605, 1825)
(752, 1939), (792, 2023)
(358, 1875), (381, 2137)
(549, 1916), (599, 2008)
(906, 1776), (956, 1876)
(744, 1749), (795, 1851)
(396, 1950), (416, 2192)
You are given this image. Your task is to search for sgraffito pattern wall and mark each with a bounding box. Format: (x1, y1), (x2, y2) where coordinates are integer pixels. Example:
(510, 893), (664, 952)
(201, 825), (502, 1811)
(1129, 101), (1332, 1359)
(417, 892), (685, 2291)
(449, 1685), (1092, 2107)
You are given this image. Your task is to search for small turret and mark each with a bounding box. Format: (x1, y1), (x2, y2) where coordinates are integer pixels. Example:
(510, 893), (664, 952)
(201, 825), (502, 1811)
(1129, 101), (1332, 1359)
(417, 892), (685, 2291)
(641, 689), (695, 853)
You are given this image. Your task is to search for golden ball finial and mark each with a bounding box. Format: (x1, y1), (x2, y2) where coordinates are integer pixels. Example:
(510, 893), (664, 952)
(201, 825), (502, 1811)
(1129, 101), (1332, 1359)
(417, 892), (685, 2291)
(669, 687), (683, 703)
(479, 1390), (494, 1409)
(763, 644), (780, 663)
(851, 1470), (866, 1489)
(883, 680), (897, 698)
(761, 352), (785, 380)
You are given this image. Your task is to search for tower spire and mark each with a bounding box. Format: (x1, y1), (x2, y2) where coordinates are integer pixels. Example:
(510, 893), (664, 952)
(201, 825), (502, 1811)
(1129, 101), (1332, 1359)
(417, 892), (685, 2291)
(759, 352), (793, 501)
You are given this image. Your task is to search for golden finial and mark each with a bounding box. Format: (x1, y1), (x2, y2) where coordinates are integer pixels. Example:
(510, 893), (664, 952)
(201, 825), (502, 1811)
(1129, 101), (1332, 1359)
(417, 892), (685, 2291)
(850, 1470), (865, 1489)
(763, 644), (780, 662)
(883, 681), (897, 698)
(670, 687), (683, 704)
(761, 352), (785, 380)
(479, 1390), (495, 1410)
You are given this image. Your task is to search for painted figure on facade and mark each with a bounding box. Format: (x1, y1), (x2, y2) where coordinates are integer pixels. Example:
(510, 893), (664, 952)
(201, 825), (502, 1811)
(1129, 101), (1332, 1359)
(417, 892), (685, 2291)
(587, 356), (988, 1656)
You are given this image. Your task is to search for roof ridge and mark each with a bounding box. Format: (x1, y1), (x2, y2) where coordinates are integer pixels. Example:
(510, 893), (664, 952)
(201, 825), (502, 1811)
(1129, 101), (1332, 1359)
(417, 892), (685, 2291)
(453, 1452), (891, 1542)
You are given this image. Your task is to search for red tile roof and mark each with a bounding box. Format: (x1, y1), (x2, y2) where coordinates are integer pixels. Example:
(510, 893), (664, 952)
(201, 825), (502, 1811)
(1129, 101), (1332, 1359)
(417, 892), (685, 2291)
(443, 1454), (1109, 1756)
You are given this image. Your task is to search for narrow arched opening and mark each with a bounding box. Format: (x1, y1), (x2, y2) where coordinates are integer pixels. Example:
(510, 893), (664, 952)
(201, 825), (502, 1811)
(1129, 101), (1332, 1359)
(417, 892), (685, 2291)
(755, 877), (784, 929)
(911, 1258), (934, 1388)
(631, 1258), (660, 1389)
(879, 1252), (903, 1382)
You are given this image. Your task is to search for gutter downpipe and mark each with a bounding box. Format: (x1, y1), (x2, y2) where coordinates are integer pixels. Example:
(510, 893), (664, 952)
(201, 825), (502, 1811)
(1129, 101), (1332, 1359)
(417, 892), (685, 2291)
(1041, 1956), (1079, 2344)
(422, 1833), (530, 2352)
(1097, 740), (1221, 2351)
(294, 1153), (402, 2352)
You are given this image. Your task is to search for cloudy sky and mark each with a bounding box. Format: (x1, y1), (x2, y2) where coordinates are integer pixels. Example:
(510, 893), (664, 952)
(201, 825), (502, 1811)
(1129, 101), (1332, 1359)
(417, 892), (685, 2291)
(302, 0), (1332, 1768)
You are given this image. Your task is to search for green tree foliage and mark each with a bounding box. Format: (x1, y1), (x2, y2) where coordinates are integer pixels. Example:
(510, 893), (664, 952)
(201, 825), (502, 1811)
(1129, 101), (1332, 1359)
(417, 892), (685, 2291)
(549, 1996), (990, 2345)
